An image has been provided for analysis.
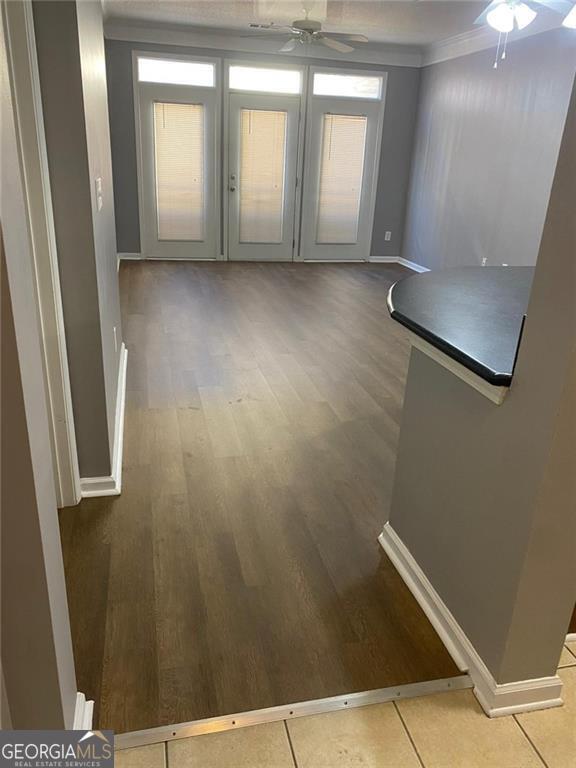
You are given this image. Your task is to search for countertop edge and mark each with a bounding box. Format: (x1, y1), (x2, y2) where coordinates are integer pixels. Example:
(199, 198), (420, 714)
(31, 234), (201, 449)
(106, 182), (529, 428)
(388, 306), (514, 387)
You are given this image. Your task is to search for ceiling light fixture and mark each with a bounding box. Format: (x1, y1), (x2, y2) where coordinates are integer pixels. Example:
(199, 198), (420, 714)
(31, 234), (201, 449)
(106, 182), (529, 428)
(486, 1), (537, 33)
(563, 4), (576, 27)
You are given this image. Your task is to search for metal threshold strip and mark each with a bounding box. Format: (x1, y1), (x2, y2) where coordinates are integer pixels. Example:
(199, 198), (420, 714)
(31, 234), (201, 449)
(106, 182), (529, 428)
(115, 673), (472, 750)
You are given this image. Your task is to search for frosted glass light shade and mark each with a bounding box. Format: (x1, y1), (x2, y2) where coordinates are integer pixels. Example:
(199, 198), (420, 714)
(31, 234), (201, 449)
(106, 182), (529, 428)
(487, 4), (514, 32)
(514, 4), (537, 29)
(563, 5), (576, 27)
(486, 2), (537, 33)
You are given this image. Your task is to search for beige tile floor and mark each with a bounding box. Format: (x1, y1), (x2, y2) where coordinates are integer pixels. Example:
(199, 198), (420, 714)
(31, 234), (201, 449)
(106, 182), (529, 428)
(116, 643), (576, 768)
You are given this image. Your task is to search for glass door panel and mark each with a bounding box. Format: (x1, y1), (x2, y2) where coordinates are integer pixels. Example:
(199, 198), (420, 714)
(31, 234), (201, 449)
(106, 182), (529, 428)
(139, 83), (218, 259)
(239, 109), (287, 244)
(316, 114), (367, 244)
(154, 102), (205, 241)
(300, 96), (383, 261)
(228, 93), (300, 261)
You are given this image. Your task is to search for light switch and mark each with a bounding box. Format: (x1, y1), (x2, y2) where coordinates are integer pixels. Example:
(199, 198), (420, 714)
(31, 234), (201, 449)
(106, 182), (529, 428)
(95, 177), (103, 211)
(385, 231), (392, 242)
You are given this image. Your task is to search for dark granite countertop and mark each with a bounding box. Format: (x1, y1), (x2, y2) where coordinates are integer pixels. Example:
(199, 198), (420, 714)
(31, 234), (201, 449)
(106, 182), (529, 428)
(387, 267), (535, 386)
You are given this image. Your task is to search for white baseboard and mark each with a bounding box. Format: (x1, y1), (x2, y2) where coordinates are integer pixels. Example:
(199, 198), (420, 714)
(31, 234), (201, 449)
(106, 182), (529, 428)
(72, 692), (94, 730)
(118, 254), (431, 273)
(397, 257), (430, 273)
(80, 343), (128, 498)
(368, 256), (430, 273)
(566, 633), (576, 643)
(378, 523), (563, 717)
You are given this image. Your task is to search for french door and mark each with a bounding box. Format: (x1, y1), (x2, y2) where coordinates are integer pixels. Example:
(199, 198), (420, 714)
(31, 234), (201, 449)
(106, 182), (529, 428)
(136, 58), (385, 262)
(227, 93), (300, 261)
(299, 97), (383, 261)
(139, 83), (218, 259)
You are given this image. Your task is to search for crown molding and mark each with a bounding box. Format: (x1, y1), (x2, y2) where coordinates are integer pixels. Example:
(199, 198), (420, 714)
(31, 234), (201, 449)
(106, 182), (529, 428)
(422, 18), (564, 67)
(104, 19), (423, 68)
(104, 16), (569, 70)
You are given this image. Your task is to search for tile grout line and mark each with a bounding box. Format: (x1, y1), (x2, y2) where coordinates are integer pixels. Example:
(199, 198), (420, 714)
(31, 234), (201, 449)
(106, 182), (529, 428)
(393, 701), (426, 768)
(513, 715), (550, 768)
(564, 644), (576, 663)
(283, 719), (300, 768)
(164, 740), (169, 768)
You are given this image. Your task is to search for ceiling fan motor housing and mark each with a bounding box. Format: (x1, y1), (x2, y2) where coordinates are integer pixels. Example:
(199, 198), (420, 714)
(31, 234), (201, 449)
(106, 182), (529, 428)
(292, 18), (322, 33)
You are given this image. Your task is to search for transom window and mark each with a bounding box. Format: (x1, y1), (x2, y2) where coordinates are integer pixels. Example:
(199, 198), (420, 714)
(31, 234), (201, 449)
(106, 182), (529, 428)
(313, 72), (382, 100)
(138, 57), (215, 88)
(229, 65), (302, 95)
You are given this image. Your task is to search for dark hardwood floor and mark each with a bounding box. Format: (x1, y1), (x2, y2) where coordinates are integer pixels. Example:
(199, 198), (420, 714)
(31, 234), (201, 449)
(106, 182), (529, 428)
(59, 262), (460, 734)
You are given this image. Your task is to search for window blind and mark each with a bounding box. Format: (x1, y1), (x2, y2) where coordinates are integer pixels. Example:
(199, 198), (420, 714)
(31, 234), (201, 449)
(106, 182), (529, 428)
(316, 114), (367, 244)
(154, 102), (205, 241)
(239, 109), (287, 244)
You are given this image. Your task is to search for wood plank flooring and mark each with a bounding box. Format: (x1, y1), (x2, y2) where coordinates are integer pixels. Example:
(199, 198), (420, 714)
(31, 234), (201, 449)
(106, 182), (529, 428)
(59, 262), (460, 734)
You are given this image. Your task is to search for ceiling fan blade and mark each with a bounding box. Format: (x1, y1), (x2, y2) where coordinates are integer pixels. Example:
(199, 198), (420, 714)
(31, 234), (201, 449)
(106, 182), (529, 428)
(319, 36), (354, 53)
(279, 38), (298, 52)
(249, 22), (293, 30)
(474, 0), (504, 25)
(328, 33), (369, 43)
(238, 32), (293, 39)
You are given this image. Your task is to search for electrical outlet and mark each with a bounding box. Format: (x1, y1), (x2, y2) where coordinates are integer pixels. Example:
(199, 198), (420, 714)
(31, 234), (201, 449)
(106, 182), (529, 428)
(385, 231), (392, 242)
(481, 257), (487, 266)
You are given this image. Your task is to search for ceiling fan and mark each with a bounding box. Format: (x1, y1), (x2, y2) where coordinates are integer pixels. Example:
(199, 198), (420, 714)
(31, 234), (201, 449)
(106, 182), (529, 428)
(247, 14), (369, 54)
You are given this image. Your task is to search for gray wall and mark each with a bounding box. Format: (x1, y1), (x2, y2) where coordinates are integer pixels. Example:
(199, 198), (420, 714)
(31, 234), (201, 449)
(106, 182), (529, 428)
(402, 29), (576, 270)
(388, 74), (576, 684)
(2, 6), (77, 725)
(104, 39), (421, 258)
(34, 1), (122, 478)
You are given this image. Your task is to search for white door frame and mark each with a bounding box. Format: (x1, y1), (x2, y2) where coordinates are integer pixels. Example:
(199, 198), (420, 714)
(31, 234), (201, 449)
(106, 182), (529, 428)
(227, 91), (301, 262)
(299, 67), (387, 262)
(222, 59), (306, 262)
(4, 0), (81, 507)
(132, 50), (222, 260)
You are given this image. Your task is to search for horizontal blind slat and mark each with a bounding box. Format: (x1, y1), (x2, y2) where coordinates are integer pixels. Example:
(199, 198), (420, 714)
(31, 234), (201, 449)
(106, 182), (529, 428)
(316, 114), (367, 245)
(154, 102), (205, 241)
(239, 109), (287, 244)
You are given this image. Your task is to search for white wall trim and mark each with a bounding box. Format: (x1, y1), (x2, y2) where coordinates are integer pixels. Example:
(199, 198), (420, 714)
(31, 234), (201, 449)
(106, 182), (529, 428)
(5, 0), (82, 508)
(120, 254), (431, 272)
(422, 20), (563, 67)
(104, 20), (423, 68)
(566, 633), (576, 643)
(397, 257), (430, 273)
(118, 252), (142, 272)
(80, 343), (127, 498)
(379, 523), (564, 717)
(368, 256), (430, 273)
(72, 692), (94, 730)
(105, 18), (565, 69)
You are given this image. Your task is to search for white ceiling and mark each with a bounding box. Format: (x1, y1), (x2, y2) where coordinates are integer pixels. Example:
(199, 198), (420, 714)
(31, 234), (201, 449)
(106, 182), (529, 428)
(102, 1), (491, 46)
